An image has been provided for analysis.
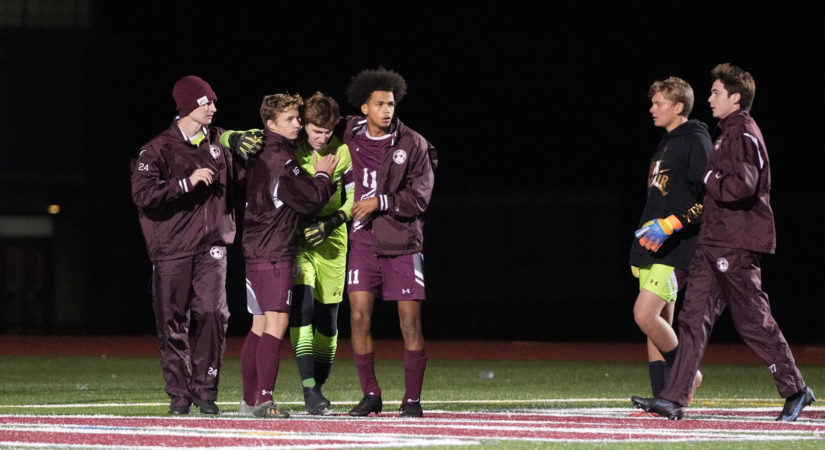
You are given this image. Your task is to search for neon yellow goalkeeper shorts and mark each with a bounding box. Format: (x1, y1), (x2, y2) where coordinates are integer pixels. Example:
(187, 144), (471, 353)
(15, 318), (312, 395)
(638, 264), (685, 303)
(293, 248), (346, 305)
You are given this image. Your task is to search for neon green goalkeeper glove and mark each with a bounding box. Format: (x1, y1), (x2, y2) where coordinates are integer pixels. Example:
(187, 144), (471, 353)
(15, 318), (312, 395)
(303, 210), (348, 248)
(226, 129), (263, 160)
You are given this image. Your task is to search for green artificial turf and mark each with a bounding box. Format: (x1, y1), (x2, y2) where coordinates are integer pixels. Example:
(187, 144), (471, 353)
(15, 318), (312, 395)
(1, 355), (820, 414)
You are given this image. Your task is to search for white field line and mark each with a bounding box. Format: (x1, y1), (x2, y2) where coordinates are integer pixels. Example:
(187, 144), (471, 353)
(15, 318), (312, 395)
(0, 397), (798, 409)
(0, 423), (479, 448)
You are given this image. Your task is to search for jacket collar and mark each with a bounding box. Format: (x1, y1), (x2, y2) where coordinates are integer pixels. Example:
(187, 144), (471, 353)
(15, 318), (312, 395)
(718, 109), (750, 129)
(263, 129), (296, 154)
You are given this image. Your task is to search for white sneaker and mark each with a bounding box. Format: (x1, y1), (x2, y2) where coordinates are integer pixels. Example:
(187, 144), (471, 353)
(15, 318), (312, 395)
(238, 400), (255, 416)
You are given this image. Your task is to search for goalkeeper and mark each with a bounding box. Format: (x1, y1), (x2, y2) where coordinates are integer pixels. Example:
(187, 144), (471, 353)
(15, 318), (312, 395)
(629, 76), (711, 403)
(289, 92), (354, 415)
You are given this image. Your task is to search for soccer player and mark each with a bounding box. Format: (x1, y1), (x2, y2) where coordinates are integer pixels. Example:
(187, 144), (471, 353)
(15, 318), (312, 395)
(289, 92), (354, 415)
(239, 93), (339, 418)
(632, 63), (815, 421)
(630, 77), (711, 400)
(342, 68), (437, 418)
(131, 75), (240, 415)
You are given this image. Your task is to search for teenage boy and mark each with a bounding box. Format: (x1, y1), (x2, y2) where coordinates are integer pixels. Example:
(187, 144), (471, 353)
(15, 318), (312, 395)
(630, 76), (711, 401)
(343, 68), (437, 418)
(632, 63), (814, 421)
(131, 75), (239, 415)
(240, 93), (339, 418)
(289, 92), (354, 415)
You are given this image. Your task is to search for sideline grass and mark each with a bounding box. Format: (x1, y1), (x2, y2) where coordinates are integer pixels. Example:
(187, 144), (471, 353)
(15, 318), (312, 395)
(1, 355), (822, 415)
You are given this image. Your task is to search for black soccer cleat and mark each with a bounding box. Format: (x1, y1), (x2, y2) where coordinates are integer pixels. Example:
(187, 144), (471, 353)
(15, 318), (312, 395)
(631, 395), (684, 420)
(314, 385), (331, 409)
(777, 386), (815, 422)
(168, 402), (190, 415)
(193, 398), (219, 415)
(303, 387), (331, 415)
(399, 401), (423, 418)
(348, 394), (383, 417)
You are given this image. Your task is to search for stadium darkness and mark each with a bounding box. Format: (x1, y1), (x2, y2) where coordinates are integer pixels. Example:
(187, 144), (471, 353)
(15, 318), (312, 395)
(1, 1), (823, 343)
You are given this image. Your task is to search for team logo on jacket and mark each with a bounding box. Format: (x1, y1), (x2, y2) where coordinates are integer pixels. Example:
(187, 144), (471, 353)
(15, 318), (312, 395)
(393, 149), (407, 165)
(210, 246), (226, 259)
(716, 257), (729, 272)
(210, 145), (221, 159)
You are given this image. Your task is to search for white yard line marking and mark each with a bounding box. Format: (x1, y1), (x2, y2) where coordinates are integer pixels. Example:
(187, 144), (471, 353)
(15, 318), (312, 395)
(0, 397), (801, 409)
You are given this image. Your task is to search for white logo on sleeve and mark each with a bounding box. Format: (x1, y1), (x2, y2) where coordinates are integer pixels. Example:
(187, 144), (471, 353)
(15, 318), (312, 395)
(210, 246), (226, 259)
(716, 257), (729, 272)
(393, 149), (407, 164)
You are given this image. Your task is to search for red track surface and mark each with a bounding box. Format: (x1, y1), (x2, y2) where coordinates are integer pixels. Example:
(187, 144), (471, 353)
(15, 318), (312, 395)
(3, 411), (825, 447)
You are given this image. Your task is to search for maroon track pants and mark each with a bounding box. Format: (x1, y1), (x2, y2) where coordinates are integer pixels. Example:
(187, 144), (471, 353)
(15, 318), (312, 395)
(661, 245), (806, 405)
(152, 250), (229, 404)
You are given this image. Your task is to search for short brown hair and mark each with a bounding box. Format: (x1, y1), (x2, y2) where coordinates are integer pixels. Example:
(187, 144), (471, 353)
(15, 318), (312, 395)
(710, 63), (755, 111)
(302, 92), (340, 129)
(649, 76), (694, 117)
(260, 93), (303, 126)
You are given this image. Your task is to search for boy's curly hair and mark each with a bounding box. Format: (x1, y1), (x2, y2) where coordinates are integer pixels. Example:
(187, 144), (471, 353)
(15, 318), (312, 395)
(345, 67), (407, 108)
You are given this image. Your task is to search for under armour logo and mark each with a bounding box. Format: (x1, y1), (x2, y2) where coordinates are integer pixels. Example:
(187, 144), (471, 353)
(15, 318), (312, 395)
(401, 288), (411, 294)
(261, 390), (273, 396)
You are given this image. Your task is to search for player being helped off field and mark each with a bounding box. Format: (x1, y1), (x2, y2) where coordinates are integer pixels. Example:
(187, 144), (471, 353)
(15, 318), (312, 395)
(632, 63), (815, 421)
(131, 75), (252, 415)
(289, 92), (355, 415)
(343, 68), (438, 418)
(239, 93), (339, 418)
(630, 76), (711, 403)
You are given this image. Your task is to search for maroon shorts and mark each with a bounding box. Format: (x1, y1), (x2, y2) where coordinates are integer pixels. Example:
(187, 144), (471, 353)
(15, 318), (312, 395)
(245, 261), (293, 314)
(346, 242), (425, 301)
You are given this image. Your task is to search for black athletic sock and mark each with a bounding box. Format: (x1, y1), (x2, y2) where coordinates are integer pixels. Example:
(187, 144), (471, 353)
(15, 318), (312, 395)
(661, 344), (678, 367)
(649, 360), (668, 397)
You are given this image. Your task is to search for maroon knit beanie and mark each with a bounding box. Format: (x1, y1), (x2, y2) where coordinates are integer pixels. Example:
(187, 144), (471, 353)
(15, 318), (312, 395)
(172, 75), (217, 118)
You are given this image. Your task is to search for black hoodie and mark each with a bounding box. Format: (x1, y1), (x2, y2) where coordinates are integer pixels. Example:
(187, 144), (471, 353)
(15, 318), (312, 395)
(629, 119), (713, 270)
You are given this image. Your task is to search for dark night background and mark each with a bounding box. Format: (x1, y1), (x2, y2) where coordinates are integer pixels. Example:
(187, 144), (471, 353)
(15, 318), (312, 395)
(1, 1), (823, 345)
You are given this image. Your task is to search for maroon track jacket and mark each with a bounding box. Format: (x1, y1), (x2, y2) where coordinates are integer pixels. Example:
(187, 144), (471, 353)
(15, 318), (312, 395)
(131, 120), (239, 261)
(343, 116), (437, 256)
(242, 130), (335, 264)
(701, 110), (775, 254)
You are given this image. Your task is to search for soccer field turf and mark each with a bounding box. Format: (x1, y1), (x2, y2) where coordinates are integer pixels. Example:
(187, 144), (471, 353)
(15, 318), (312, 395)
(1, 349), (825, 448)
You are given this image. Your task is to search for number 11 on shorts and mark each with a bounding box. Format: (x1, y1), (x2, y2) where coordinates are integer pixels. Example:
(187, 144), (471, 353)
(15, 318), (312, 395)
(347, 269), (359, 286)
